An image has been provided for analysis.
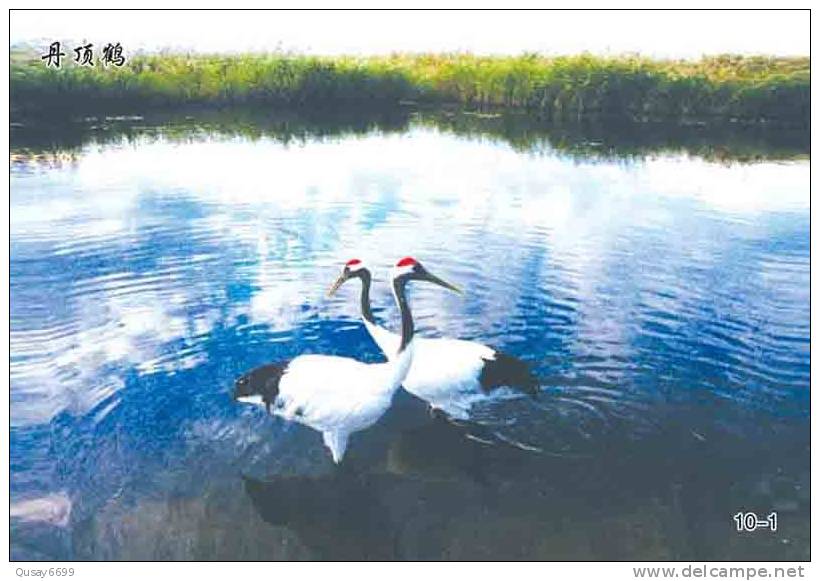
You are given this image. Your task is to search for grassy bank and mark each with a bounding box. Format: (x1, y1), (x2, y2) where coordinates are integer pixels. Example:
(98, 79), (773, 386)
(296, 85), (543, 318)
(10, 51), (809, 124)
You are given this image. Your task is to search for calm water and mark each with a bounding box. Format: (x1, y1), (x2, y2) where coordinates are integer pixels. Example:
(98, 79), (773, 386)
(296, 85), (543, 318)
(10, 111), (810, 561)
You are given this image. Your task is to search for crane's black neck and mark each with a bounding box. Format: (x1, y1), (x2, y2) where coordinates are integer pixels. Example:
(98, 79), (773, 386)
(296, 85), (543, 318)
(392, 277), (414, 353)
(358, 269), (376, 326)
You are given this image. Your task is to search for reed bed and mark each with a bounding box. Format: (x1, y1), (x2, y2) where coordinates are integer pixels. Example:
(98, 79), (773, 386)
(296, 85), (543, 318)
(11, 51), (809, 124)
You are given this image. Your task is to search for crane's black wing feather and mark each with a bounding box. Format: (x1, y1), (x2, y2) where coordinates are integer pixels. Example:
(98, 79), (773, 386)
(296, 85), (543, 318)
(478, 351), (539, 396)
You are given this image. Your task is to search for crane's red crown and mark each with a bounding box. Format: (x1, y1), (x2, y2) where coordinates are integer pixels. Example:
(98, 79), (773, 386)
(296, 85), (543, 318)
(345, 259), (362, 266)
(396, 257), (418, 267)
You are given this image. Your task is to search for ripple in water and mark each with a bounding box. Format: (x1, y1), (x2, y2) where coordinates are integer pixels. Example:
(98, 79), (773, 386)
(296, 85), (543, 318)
(10, 113), (809, 561)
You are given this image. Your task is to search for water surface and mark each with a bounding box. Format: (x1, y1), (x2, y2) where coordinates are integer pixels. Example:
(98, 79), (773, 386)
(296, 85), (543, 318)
(10, 110), (810, 560)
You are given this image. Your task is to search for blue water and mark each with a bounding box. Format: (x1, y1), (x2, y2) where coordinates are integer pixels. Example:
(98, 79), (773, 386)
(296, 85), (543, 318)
(10, 113), (810, 560)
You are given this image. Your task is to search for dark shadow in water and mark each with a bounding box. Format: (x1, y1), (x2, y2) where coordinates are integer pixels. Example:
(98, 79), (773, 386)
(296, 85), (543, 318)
(241, 410), (809, 561)
(243, 472), (400, 560)
(10, 106), (809, 164)
(240, 414), (541, 560)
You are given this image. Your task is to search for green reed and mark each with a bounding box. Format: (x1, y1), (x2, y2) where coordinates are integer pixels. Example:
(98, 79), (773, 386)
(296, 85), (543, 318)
(10, 51), (809, 124)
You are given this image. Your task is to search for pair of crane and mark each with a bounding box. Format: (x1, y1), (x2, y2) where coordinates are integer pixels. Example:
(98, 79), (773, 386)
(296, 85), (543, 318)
(234, 257), (538, 463)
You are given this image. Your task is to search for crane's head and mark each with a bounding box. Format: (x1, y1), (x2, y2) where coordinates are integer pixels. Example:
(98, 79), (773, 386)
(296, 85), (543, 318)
(327, 258), (370, 297)
(392, 256), (462, 294)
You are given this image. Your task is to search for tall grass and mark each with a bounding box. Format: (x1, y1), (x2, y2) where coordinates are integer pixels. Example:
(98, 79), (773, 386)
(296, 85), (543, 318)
(10, 51), (809, 124)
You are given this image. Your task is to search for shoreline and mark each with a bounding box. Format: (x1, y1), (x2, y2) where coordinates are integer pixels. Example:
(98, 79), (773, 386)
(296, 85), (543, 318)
(9, 105), (810, 164)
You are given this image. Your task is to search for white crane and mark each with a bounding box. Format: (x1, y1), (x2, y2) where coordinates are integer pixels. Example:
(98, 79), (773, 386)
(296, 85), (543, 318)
(234, 257), (461, 463)
(328, 258), (539, 421)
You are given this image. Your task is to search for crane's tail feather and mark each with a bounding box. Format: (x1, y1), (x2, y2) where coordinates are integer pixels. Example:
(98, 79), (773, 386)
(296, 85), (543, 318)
(234, 361), (288, 413)
(480, 351), (540, 397)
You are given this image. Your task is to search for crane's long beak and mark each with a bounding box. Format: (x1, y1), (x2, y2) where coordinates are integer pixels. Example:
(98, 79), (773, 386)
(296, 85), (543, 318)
(327, 273), (349, 297)
(423, 271), (463, 295)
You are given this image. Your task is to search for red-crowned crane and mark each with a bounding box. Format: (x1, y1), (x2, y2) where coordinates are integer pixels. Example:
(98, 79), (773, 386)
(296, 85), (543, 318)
(234, 257), (460, 463)
(328, 258), (538, 421)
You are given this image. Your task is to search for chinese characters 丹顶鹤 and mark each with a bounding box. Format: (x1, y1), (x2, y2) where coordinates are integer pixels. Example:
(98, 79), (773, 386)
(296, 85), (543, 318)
(41, 41), (126, 68)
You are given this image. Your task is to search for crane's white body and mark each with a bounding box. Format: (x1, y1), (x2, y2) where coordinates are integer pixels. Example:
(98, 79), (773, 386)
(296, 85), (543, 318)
(362, 318), (496, 420)
(240, 346), (414, 463)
